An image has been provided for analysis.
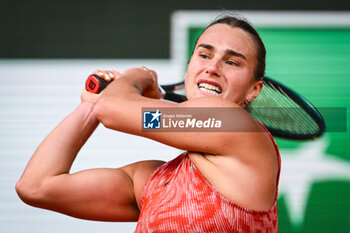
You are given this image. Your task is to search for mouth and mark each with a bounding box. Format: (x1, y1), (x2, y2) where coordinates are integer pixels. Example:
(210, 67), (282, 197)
(197, 79), (222, 96)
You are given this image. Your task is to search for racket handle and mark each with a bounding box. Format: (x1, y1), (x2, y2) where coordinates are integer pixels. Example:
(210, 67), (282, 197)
(85, 74), (110, 94)
(85, 74), (167, 98)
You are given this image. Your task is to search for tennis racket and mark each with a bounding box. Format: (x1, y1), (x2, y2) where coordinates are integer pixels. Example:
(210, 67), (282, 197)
(86, 74), (325, 140)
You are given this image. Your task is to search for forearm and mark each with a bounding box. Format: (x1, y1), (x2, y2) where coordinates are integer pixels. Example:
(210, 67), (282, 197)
(17, 102), (99, 191)
(94, 68), (161, 129)
(101, 69), (156, 100)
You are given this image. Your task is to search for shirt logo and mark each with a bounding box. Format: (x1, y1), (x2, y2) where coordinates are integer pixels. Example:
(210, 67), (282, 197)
(143, 110), (161, 129)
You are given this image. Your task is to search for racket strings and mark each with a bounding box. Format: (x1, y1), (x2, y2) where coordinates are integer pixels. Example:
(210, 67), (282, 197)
(162, 79), (322, 139)
(248, 82), (320, 135)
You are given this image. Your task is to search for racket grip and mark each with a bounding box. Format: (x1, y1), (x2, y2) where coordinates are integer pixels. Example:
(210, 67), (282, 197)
(85, 74), (168, 98)
(85, 74), (111, 94)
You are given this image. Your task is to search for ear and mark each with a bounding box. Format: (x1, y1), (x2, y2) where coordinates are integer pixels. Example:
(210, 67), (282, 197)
(246, 80), (263, 103)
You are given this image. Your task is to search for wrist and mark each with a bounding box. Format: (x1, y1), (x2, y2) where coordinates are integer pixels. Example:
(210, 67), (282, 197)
(77, 102), (99, 124)
(123, 67), (157, 92)
(141, 67), (156, 83)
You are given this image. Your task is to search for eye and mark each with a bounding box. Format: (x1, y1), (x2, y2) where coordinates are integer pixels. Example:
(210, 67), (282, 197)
(199, 53), (210, 59)
(225, 60), (239, 66)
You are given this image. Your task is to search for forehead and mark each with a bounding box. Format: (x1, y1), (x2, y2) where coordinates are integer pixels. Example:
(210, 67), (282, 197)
(196, 24), (257, 59)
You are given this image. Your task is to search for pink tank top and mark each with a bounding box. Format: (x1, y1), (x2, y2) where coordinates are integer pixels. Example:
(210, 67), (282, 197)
(135, 130), (280, 232)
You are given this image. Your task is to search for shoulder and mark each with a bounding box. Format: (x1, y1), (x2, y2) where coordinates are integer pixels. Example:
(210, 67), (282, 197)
(188, 124), (279, 211)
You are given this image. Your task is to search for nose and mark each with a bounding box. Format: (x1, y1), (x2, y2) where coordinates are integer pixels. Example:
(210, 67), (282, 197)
(205, 58), (221, 77)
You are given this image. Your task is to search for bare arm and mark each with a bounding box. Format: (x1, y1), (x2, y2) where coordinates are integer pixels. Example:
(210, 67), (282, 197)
(16, 102), (99, 197)
(15, 99), (149, 221)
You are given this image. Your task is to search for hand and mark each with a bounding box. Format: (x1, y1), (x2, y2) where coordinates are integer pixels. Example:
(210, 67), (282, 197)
(123, 67), (163, 99)
(81, 68), (122, 104)
(92, 68), (121, 82)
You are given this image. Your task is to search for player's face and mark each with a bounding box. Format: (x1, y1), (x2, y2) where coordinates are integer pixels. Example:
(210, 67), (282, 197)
(185, 24), (262, 106)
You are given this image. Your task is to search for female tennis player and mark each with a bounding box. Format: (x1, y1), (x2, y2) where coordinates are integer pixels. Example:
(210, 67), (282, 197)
(16, 15), (280, 232)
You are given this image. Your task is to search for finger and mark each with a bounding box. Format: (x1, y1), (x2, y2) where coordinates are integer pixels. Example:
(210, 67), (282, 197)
(98, 70), (112, 81)
(92, 70), (111, 81)
(112, 67), (122, 79)
(93, 70), (103, 76)
(108, 71), (114, 79)
(107, 70), (120, 80)
(103, 72), (111, 81)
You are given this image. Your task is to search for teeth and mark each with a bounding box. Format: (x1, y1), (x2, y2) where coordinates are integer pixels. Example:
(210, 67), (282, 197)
(199, 87), (220, 95)
(198, 83), (221, 95)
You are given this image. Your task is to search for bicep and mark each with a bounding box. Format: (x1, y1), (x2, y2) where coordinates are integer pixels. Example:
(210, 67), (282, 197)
(40, 168), (139, 221)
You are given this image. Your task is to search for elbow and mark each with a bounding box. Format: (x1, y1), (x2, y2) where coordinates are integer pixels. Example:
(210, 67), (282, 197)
(15, 178), (44, 207)
(15, 179), (29, 203)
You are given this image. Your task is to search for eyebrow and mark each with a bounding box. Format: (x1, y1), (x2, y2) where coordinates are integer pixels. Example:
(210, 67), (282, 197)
(197, 43), (247, 60)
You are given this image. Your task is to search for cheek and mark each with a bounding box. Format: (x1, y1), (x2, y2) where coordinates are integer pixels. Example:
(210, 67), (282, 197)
(184, 71), (192, 87)
(184, 61), (199, 84)
(187, 57), (204, 74)
(184, 72), (192, 96)
(226, 77), (252, 98)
